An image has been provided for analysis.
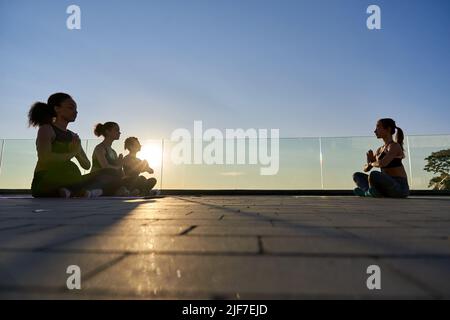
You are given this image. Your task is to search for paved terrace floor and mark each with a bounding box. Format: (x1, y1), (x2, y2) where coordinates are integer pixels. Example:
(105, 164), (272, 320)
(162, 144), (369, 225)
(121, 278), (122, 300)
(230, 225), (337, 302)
(0, 195), (449, 299)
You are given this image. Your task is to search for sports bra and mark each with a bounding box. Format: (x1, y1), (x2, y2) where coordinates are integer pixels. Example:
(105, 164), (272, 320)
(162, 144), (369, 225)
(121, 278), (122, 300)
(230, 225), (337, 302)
(51, 124), (74, 154)
(378, 142), (403, 168)
(92, 144), (118, 171)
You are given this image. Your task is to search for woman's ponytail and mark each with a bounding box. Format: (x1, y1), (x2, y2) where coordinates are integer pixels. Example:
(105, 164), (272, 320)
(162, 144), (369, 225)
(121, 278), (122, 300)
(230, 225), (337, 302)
(395, 126), (404, 151)
(28, 102), (55, 127)
(28, 93), (72, 127)
(379, 118), (405, 150)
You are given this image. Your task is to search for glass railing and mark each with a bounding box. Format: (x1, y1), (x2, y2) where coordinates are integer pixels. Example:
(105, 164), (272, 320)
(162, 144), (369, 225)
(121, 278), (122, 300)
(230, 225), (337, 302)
(0, 135), (449, 190)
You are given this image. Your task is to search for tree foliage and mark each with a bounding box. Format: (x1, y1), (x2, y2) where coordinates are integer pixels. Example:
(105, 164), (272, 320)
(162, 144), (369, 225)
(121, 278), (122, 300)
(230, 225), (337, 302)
(424, 149), (450, 190)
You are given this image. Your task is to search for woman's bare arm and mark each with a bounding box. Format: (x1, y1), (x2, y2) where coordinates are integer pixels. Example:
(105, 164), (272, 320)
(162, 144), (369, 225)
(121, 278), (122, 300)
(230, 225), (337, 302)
(143, 160), (154, 174)
(371, 143), (402, 168)
(123, 157), (147, 174)
(71, 134), (90, 170)
(36, 125), (77, 164)
(93, 146), (122, 170)
(375, 146), (384, 161)
(75, 147), (91, 170)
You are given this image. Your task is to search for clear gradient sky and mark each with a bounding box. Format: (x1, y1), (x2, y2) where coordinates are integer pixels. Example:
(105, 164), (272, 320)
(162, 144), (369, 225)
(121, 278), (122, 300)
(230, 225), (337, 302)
(1, 0), (449, 139)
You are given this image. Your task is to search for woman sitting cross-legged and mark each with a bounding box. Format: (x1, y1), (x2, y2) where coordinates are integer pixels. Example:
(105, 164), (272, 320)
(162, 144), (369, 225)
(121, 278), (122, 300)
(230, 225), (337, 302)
(122, 137), (157, 196)
(91, 122), (130, 196)
(29, 93), (120, 198)
(353, 118), (410, 198)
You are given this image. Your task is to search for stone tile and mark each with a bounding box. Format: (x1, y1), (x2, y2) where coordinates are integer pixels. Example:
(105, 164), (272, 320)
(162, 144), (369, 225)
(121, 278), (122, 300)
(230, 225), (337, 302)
(262, 237), (385, 255)
(261, 237), (450, 256)
(380, 258), (450, 298)
(123, 213), (224, 220)
(82, 254), (430, 298)
(0, 251), (122, 289)
(397, 221), (450, 228)
(75, 225), (191, 236)
(0, 195), (449, 299)
(151, 220), (273, 227)
(51, 235), (260, 254)
(343, 227), (450, 239)
(272, 219), (401, 228)
(190, 226), (352, 237)
(0, 220), (35, 231)
(0, 229), (87, 251)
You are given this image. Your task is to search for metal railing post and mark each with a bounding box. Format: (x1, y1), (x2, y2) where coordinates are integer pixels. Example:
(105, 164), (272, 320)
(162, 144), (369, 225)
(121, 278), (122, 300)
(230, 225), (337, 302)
(319, 137), (324, 190)
(0, 139), (4, 176)
(160, 139), (164, 191)
(405, 135), (414, 188)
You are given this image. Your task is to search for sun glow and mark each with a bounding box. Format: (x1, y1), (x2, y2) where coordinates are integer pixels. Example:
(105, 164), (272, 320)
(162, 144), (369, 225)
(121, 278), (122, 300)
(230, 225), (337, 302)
(138, 142), (163, 169)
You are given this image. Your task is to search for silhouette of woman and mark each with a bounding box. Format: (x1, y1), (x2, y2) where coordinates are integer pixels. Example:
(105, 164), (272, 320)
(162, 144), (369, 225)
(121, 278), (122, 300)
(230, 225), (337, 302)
(353, 118), (410, 198)
(91, 122), (130, 196)
(29, 93), (118, 198)
(123, 137), (157, 196)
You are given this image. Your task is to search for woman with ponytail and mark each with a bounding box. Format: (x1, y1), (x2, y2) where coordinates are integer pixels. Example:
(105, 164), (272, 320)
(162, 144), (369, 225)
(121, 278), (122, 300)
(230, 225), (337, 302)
(29, 93), (117, 198)
(353, 118), (410, 198)
(91, 122), (130, 196)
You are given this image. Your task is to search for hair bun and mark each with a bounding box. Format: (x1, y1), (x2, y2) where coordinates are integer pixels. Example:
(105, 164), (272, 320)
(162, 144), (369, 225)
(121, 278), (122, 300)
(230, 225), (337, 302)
(94, 123), (104, 137)
(93, 121), (118, 137)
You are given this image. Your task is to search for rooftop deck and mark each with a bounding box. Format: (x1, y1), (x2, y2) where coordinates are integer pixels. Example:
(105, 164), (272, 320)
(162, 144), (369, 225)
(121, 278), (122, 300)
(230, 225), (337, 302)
(0, 195), (449, 299)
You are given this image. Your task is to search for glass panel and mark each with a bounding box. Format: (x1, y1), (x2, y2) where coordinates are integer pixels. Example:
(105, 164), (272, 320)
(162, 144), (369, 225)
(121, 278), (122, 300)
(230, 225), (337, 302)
(0, 140), (37, 189)
(321, 136), (408, 189)
(134, 139), (163, 190)
(0, 139), (4, 176)
(86, 138), (163, 190)
(321, 136), (415, 189)
(237, 137), (322, 190)
(407, 135), (450, 189)
(161, 139), (238, 190)
(0, 136), (448, 190)
(161, 137), (322, 190)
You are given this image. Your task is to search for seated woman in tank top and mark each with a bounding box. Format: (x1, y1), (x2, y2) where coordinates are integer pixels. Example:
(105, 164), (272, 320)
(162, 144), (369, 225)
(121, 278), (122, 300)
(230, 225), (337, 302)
(29, 93), (119, 198)
(91, 122), (130, 196)
(353, 118), (410, 198)
(122, 137), (157, 196)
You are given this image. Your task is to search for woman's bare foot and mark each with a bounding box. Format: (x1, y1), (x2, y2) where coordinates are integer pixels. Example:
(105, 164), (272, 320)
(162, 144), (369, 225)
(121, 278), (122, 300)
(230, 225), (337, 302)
(82, 189), (103, 198)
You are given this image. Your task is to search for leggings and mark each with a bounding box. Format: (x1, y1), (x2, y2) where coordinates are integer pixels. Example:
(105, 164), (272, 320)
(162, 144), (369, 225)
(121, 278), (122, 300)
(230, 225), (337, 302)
(31, 161), (121, 197)
(123, 176), (157, 195)
(353, 171), (410, 198)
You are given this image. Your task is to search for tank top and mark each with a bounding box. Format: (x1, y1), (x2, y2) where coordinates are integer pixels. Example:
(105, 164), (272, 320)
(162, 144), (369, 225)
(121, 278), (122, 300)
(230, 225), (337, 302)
(51, 124), (74, 154)
(92, 144), (118, 171)
(34, 125), (76, 173)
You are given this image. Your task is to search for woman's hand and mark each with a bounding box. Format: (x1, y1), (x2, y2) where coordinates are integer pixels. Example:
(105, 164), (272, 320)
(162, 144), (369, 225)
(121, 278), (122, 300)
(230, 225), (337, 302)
(363, 163), (373, 172)
(366, 150), (376, 163)
(117, 154), (124, 166)
(142, 160), (154, 174)
(71, 134), (90, 169)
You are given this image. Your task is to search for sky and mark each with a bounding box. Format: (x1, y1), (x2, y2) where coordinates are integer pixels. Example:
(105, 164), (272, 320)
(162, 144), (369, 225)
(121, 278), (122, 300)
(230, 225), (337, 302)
(1, 0), (450, 140)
